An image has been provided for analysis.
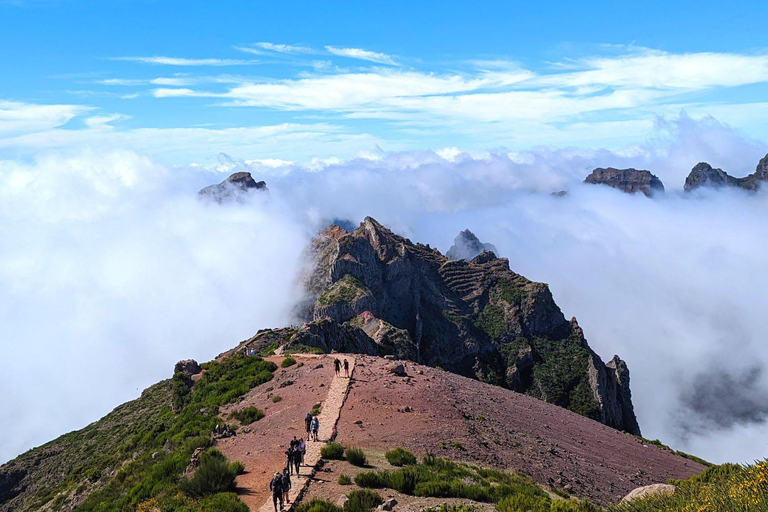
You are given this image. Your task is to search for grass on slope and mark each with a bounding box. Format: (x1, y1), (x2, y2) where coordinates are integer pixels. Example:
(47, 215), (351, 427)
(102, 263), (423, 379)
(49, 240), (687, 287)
(14, 353), (276, 511)
(352, 452), (597, 511)
(610, 460), (768, 511)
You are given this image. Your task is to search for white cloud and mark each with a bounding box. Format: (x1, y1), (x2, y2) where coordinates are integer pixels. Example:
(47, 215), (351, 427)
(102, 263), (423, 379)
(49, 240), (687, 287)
(325, 46), (399, 65)
(0, 100), (91, 136)
(237, 42), (313, 54)
(115, 56), (253, 66)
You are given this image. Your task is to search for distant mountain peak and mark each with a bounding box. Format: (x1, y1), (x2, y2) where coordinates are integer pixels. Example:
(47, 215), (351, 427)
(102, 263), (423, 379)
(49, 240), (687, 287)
(198, 171), (268, 202)
(446, 229), (499, 261)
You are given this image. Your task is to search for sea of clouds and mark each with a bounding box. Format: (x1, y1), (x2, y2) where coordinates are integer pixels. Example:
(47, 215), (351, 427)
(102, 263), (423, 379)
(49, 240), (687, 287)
(2, 115), (768, 465)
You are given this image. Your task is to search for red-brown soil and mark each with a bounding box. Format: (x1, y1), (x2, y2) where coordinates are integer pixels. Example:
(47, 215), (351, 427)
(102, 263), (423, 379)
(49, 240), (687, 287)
(336, 356), (704, 505)
(216, 354), (705, 510)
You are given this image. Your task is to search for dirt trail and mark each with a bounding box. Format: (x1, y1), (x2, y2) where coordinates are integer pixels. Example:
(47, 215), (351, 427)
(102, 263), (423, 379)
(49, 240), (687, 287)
(258, 356), (356, 512)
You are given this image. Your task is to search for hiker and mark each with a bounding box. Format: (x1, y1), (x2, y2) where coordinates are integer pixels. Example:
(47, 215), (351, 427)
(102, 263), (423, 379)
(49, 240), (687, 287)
(304, 412), (312, 436)
(334, 357), (341, 376)
(311, 416), (319, 442)
(299, 438), (306, 464)
(282, 467), (292, 505)
(343, 358), (349, 377)
(285, 446), (295, 474)
(269, 472), (284, 512)
(292, 445), (302, 475)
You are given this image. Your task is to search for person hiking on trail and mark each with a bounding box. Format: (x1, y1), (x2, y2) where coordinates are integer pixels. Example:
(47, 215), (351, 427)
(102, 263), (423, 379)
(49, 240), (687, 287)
(290, 435), (299, 449)
(285, 446), (295, 474)
(269, 472), (284, 512)
(343, 358), (349, 377)
(282, 467), (292, 505)
(304, 412), (312, 436)
(299, 438), (306, 464)
(311, 416), (320, 441)
(292, 444), (302, 475)
(334, 357), (341, 376)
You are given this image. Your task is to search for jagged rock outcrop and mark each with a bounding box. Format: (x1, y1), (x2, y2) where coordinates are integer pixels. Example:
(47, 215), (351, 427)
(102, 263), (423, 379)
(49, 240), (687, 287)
(584, 168), (665, 197)
(174, 359), (201, 376)
(198, 171), (267, 202)
(685, 154), (768, 192)
(283, 217), (640, 434)
(446, 229), (499, 261)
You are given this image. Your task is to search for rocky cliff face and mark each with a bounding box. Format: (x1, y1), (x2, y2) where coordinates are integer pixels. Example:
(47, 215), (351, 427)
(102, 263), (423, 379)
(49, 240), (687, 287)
(685, 154), (768, 192)
(584, 168), (665, 197)
(270, 217), (640, 434)
(446, 229), (499, 261)
(198, 171), (268, 202)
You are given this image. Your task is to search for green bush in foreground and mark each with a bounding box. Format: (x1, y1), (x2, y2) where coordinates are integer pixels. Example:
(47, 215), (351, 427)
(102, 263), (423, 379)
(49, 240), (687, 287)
(310, 402), (322, 416)
(281, 356), (297, 368)
(345, 489), (383, 512)
(338, 474), (352, 485)
(354, 471), (389, 488)
(179, 449), (239, 498)
(321, 442), (345, 460)
(385, 446), (417, 466)
(346, 447), (367, 467)
(228, 406), (264, 425)
(294, 498), (342, 512)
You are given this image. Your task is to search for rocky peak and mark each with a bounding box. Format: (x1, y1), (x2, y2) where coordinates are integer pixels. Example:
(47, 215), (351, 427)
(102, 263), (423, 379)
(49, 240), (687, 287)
(684, 162), (735, 192)
(684, 153), (768, 192)
(285, 217), (640, 434)
(584, 168), (665, 197)
(198, 171), (268, 202)
(446, 229), (499, 261)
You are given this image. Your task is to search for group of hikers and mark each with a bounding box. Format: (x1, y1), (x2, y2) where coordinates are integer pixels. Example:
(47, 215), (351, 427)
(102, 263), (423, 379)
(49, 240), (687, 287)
(268, 412), (321, 511)
(266, 358), (350, 511)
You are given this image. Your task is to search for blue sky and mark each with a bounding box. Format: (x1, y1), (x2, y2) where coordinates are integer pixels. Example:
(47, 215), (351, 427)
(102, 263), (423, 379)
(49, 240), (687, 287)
(2, 0), (768, 163)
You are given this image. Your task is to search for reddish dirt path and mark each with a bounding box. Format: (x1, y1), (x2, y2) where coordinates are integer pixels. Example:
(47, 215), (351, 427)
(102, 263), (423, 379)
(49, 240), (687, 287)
(216, 355), (336, 511)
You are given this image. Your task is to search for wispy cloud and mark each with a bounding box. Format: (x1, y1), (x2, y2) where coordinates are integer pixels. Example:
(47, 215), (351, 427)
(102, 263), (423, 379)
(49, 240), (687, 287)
(325, 46), (398, 65)
(236, 42), (313, 55)
(0, 100), (91, 135)
(115, 56), (253, 66)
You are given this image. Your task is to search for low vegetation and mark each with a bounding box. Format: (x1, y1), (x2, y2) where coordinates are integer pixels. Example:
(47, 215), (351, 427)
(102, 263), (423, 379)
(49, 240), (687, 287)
(338, 474), (352, 485)
(311, 402), (322, 416)
(281, 356), (297, 368)
(385, 446), (417, 466)
(610, 460), (768, 511)
(321, 442), (346, 460)
(284, 343), (326, 355)
(345, 447), (367, 467)
(66, 353), (277, 511)
(294, 489), (382, 512)
(317, 274), (370, 307)
(228, 406), (264, 425)
(353, 453), (595, 511)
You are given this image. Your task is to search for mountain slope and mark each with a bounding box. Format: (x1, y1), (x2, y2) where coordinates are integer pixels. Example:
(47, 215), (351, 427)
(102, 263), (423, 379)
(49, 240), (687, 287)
(271, 217), (639, 434)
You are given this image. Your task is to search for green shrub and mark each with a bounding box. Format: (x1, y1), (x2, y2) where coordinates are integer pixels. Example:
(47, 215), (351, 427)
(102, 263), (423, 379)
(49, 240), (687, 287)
(424, 506), (478, 512)
(414, 480), (452, 498)
(310, 402), (322, 416)
(388, 467), (419, 494)
(354, 471), (389, 488)
(279, 380), (294, 388)
(272, 395), (282, 403)
(495, 493), (550, 512)
(179, 449), (238, 498)
(199, 492), (249, 512)
(281, 357), (297, 368)
(344, 489), (383, 512)
(228, 406), (264, 425)
(321, 442), (345, 460)
(229, 461), (245, 475)
(295, 499), (342, 512)
(346, 447), (367, 467)
(550, 500), (600, 512)
(338, 474), (352, 485)
(385, 446), (417, 466)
